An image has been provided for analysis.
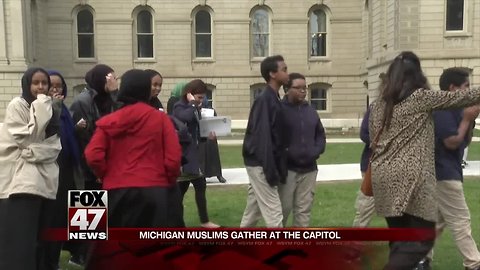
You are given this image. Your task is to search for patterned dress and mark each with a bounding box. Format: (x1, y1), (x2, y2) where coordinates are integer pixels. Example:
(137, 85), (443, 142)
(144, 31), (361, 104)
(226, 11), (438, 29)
(369, 88), (480, 222)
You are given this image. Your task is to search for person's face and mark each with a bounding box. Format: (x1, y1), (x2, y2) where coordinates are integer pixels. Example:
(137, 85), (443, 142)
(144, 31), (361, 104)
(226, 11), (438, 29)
(287, 78), (307, 103)
(271, 61), (289, 85)
(458, 79), (470, 91)
(151, 74), (163, 98)
(450, 79), (470, 92)
(48, 75), (64, 96)
(30, 71), (49, 97)
(194, 93), (205, 106)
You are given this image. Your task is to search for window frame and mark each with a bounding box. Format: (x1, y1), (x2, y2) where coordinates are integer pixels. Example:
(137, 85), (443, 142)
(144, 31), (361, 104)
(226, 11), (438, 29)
(445, 0), (466, 33)
(74, 7), (96, 61)
(308, 6), (330, 61)
(308, 83), (330, 112)
(134, 8), (155, 60)
(192, 8), (213, 60)
(250, 7), (271, 61)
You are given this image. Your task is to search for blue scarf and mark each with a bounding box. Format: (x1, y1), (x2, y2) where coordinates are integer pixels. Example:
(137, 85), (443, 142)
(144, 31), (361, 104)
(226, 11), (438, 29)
(47, 70), (81, 165)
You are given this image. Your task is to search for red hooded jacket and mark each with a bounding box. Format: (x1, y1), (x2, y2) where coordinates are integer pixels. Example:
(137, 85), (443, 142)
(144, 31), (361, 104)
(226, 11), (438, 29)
(85, 102), (181, 189)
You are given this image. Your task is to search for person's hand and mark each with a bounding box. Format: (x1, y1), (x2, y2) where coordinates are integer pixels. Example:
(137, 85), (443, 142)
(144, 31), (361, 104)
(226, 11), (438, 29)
(105, 73), (118, 92)
(187, 93), (195, 102)
(208, 131), (216, 140)
(463, 105), (480, 121)
(52, 93), (64, 100)
(76, 118), (87, 129)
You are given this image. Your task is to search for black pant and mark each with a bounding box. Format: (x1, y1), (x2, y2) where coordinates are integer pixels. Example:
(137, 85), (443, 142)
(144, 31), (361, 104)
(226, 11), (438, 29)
(178, 177), (209, 224)
(108, 187), (173, 227)
(0, 194), (53, 270)
(384, 213), (435, 270)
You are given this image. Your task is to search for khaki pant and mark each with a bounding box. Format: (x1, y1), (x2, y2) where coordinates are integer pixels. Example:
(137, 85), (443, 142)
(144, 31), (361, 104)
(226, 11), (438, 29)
(240, 166), (283, 228)
(427, 180), (480, 269)
(352, 172), (376, 227)
(278, 170), (318, 227)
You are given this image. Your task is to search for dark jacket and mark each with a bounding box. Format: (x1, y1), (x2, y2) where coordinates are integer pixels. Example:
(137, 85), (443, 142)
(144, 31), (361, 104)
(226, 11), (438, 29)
(70, 87), (117, 183)
(360, 108), (371, 173)
(173, 99), (202, 175)
(282, 98), (326, 173)
(150, 96), (164, 110)
(243, 85), (288, 186)
(70, 87), (101, 183)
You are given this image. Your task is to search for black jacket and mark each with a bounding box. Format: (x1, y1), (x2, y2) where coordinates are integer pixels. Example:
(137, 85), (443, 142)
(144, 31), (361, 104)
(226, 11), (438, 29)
(282, 98), (326, 173)
(173, 99), (202, 175)
(243, 85), (288, 186)
(70, 87), (117, 183)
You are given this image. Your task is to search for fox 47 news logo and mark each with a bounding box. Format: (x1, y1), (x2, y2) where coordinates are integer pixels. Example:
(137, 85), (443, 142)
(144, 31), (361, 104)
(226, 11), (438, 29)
(68, 190), (108, 240)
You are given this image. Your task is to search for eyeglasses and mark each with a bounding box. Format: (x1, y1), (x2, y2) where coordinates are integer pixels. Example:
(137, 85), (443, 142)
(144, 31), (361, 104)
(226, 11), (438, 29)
(50, 86), (63, 91)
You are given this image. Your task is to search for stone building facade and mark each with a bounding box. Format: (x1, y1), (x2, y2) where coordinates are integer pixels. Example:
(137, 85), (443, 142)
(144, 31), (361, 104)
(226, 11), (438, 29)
(0, 0), (478, 127)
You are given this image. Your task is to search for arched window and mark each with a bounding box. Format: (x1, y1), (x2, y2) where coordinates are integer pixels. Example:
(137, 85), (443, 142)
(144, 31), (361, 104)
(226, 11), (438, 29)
(135, 10), (154, 58)
(194, 10), (212, 58)
(309, 83), (330, 111)
(250, 8), (270, 58)
(76, 9), (94, 58)
(250, 83), (266, 106)
(309, 9), (328, 57)
(446, 0), (465, 31)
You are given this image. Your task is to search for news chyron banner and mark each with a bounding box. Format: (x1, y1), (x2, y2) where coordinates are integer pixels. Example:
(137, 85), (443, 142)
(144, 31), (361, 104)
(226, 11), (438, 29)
(56, 190), (436, 269)
(68, 190), (108, 240)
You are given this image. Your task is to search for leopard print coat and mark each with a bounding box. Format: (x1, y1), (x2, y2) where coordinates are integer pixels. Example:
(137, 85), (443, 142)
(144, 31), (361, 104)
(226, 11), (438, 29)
(369, 88), (480, 222)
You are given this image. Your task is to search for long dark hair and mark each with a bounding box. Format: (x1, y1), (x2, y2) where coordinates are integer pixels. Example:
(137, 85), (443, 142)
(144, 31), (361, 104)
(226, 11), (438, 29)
(381, 51), (430, 129)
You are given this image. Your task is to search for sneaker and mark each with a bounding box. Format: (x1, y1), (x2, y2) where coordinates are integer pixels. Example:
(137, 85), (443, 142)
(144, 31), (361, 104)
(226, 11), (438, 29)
(217, 176), (227, 183)
(414, 258), (431, 270)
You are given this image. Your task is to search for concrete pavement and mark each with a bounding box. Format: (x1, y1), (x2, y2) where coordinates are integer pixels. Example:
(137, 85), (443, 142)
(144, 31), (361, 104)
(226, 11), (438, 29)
(206, 161), (480, 185)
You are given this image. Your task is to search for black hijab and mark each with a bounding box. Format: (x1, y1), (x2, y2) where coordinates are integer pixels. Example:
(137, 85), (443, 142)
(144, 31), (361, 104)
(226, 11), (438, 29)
(85, 64), (115, 116)
(21, 67), (50, 105)
(117, 69), (151, 106)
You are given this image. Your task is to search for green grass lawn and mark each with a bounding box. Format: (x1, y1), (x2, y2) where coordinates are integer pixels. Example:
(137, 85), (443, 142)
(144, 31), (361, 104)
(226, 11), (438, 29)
(182, 177), (480, 269)
(220, 143), (366, 168)
(220, 142), (480, 168)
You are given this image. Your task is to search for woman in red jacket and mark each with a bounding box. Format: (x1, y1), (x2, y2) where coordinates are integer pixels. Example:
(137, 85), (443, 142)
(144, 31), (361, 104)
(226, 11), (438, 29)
(85, 69), (182, 227)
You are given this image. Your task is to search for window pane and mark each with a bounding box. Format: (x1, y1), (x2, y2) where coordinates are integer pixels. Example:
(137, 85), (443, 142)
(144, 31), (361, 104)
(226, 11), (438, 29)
(77, 10), (93, 33)
(311, 10), (326, 33)
(311, 88), (327, 98)
(196, 34), (211, 57)
(137, 35), (153, 58)
(205, 90), (213, 108)
(311, 33), (326, 56)
(137, 11), (152, 33)
(78, 34), (94, 58)
(446, 0), (464, 31)
(252, 34), (269, 57)
(310, 100), (327, 110)
(195, 11), (211, 33)
(252, 9), (269, 34)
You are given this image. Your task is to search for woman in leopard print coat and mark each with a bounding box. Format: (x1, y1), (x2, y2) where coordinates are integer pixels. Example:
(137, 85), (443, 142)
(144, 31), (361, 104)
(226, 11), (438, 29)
(369, 51), (480, 269)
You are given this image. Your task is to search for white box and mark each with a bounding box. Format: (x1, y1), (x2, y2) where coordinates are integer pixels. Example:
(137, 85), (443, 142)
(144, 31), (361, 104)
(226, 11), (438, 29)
(199, 116), (231, 137)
